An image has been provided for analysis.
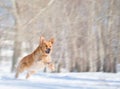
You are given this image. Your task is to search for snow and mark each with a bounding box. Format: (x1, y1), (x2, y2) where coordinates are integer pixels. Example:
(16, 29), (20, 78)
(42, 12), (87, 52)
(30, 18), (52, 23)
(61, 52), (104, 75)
(0, 61), (120, 89)
(0, 72), (120, 89)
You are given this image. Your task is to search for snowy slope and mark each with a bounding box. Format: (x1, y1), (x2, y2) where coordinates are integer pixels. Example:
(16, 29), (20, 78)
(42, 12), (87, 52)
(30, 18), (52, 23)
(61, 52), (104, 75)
(0, 72), (120, 89)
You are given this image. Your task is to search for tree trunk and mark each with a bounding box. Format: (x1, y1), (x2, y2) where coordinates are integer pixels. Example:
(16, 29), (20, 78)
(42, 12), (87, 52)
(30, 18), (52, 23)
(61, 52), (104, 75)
(11, 37), (21, 71)
(11, 0), (21, 72)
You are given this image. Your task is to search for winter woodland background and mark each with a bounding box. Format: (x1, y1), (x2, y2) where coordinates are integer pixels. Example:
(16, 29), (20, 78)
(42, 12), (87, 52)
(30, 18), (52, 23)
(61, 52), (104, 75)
(0, 0), (120, 73)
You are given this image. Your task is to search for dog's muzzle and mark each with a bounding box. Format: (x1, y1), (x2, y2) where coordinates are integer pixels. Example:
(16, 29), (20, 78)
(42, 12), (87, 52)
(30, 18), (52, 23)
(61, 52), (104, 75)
(45, 48), (51, 54)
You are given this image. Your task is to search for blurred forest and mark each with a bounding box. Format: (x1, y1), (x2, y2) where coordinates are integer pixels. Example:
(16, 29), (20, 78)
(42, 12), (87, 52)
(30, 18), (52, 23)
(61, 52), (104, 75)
(0, 0), (120, 73)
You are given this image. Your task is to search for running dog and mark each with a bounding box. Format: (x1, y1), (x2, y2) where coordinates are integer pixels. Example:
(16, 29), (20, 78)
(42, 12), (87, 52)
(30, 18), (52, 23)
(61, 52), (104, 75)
(15, 36), (55, 79)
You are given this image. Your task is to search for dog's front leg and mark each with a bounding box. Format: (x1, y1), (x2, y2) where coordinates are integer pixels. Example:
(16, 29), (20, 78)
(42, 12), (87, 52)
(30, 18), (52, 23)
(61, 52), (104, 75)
(47, 62), (55, 72)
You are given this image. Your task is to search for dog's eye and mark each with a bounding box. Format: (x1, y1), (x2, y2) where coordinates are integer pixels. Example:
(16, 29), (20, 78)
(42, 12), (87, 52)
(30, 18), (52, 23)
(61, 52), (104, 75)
(45, 45), (47, 48)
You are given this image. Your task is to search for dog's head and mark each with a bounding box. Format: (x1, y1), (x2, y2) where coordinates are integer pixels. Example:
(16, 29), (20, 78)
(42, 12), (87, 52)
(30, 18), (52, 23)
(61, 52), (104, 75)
(39, 36), (54, 56)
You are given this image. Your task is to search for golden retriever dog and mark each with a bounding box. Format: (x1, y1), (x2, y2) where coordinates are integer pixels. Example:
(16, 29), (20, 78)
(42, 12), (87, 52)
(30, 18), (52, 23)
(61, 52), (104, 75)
(15, 36), (55, 79)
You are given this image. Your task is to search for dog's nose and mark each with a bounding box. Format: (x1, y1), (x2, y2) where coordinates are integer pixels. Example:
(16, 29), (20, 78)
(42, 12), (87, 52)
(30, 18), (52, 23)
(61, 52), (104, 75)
(46, 48), (51, 54)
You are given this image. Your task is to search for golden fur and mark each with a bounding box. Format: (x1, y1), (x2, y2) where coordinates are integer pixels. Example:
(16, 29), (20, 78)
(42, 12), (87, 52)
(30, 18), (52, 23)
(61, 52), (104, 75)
(15, 36), (55, 79)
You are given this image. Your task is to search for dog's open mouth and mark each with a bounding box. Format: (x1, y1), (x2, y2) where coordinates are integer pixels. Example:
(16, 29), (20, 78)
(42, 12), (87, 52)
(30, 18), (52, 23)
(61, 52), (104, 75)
(45, 48), (51, 54)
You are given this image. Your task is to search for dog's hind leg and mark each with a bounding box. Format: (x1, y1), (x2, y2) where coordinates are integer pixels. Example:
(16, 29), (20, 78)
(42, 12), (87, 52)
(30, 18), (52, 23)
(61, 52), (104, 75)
(15, 65), (24, 78)
(26, 71), (36, 79)
(15, 66), (20, 78)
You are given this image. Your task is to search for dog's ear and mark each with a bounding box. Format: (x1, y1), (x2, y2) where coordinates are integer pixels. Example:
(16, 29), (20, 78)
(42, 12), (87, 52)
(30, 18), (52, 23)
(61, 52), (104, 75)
(49, 38), (54, 44)
(40, 36), (45, 44)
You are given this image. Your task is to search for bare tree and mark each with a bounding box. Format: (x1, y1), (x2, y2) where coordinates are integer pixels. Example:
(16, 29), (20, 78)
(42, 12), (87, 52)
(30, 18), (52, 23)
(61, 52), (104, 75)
(0, 0), (120, 72)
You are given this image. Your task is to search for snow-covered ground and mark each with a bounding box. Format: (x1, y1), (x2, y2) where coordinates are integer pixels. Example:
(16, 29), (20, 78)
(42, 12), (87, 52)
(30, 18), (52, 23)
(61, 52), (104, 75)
(0, 72), (120, 89)
(0, 62), (120, 89)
